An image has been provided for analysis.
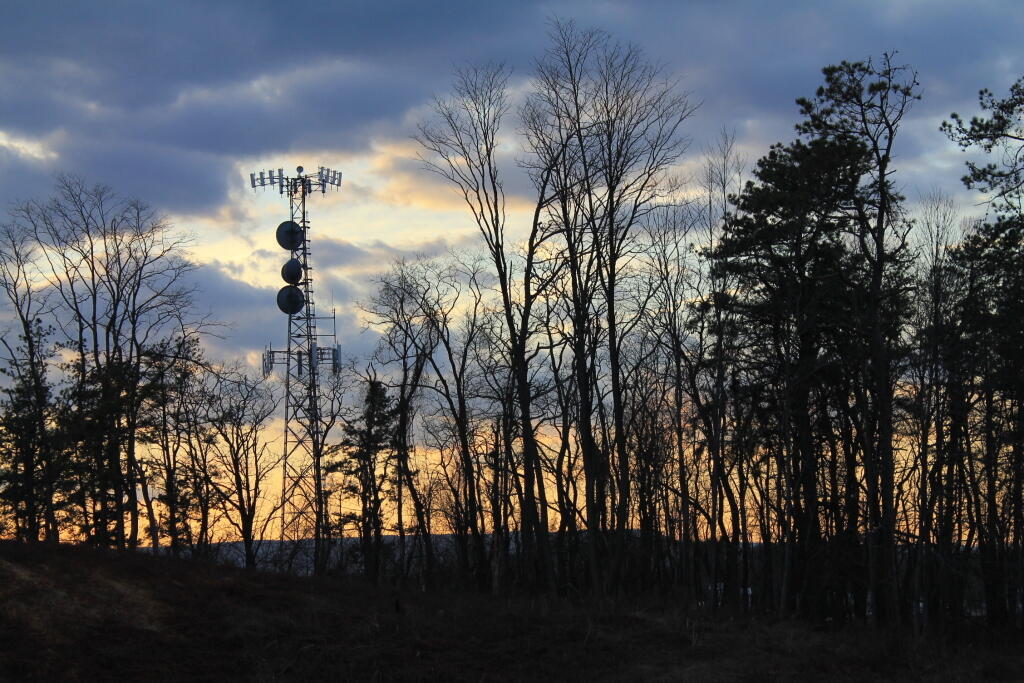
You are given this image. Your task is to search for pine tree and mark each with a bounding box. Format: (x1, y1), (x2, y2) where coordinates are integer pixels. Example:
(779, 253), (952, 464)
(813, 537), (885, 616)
(331, 379), (396, 582)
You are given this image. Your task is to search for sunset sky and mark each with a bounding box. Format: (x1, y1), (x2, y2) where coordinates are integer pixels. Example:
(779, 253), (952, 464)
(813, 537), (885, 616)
(2, 0), (1021, 363)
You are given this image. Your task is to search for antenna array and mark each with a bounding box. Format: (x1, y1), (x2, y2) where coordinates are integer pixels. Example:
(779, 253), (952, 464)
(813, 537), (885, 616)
(250, 164), (343, 575)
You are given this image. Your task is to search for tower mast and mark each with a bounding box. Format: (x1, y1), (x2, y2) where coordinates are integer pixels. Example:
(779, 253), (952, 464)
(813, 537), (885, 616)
(250, 164), (342, 575)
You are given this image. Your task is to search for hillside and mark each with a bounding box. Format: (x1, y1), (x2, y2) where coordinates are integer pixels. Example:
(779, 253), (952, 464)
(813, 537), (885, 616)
(0, 542), (1017, 682)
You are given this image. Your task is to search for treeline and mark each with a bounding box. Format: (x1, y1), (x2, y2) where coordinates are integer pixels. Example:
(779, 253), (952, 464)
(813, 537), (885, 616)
(0, 176), (291, 568)
(341, 24), (1024, 631)
(2, 20), (1023, 633)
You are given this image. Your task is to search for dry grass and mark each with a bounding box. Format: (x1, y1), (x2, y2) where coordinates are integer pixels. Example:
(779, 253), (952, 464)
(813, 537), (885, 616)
(0, 542), (1018, 681)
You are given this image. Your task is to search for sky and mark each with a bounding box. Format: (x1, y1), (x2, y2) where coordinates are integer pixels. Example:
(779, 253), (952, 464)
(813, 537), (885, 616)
(1, 0), (1021, 365)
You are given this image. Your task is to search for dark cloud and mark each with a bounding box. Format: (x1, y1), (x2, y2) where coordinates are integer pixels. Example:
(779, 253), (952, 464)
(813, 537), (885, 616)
(188, 261), (381, 365)
(0, 148), (59, 210)
(2, 1), (1020, 372)
(56, 137), (232, 213)
(0, 2), (544, 110)
(0, 1), (554, 211)
(2, 1), (1022, 219)
(188, 262), (278, 357)
(314, 235), (466, 271)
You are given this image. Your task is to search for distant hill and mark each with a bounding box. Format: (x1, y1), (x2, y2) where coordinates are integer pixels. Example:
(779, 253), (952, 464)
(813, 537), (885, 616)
(0, 542), (1016, 681)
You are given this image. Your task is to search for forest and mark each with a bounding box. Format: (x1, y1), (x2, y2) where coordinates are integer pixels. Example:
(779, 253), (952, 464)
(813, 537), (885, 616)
(2, 21), (1023, 635)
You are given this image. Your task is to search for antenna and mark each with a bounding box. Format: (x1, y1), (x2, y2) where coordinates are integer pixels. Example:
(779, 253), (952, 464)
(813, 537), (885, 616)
(249, 163), (343, 576)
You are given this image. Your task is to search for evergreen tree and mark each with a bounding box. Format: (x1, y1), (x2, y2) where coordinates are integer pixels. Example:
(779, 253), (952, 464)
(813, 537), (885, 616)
(0, 318), (60, 541)
(716, 135), (863, 616)
(945, 80), (1024, 627)
(331, 379), (396, 582)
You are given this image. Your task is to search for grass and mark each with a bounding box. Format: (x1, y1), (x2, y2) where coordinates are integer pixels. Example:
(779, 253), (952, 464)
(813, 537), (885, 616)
(0, 541), (1019, 681)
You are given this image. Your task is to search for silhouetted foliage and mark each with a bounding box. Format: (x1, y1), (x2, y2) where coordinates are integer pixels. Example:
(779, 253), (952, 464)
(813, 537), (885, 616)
(330, 378), (396, 582)
(2, 28), (1023, 639)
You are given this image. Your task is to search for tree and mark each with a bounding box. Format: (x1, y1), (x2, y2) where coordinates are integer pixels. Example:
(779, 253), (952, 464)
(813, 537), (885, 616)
(417, 62), (560, 589)
(136, 335), (208, 555)
(332, 377), (396, 583)
(796, 54), (919, 624)
(11, 175), (200, 547)
(943, 77), (1024, 216)
(365, 259), (440, 585)
(526, 18), (697, 590)
(0, 224), (60, 542)
(716, 134), (863, 615)
(943, 81), (1024, 627)
(206, 369), (281, 569)
(682, 132), (747, 610)
(904, 192), (965, 630)
(408, 258), (491, 588)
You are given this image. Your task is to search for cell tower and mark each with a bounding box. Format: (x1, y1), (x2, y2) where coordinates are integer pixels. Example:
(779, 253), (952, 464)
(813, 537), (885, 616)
(250, 164), (343, 575)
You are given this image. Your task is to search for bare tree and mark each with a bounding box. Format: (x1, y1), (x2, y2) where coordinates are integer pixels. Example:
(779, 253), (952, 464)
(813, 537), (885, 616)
(365, 258), (440, 585)
(417, 63), (563, 588)
(206, 368), (282, 569)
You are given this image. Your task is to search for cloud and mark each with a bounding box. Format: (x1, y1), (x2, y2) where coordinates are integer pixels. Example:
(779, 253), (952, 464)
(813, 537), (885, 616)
(4, 0), (1024, 357)
(315, 234), (476, 273)
(4, 1), (1022, 215)
(188, 260), (380, 366)
(188, 262), (279, 358)
(0, 1), (558, 213)
(0, 146), (60, 209)
(184, 227), (479, 365)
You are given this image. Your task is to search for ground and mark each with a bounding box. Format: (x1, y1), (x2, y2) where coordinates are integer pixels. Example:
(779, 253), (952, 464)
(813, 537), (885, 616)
(0, 542), (1018, 681)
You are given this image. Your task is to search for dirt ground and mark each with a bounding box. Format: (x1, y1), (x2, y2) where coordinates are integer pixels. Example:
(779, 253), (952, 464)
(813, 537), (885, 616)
(0, 542), (1019, 681)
